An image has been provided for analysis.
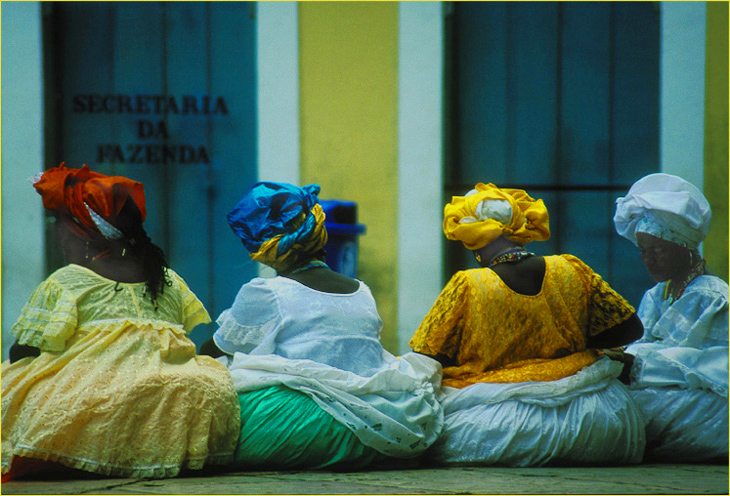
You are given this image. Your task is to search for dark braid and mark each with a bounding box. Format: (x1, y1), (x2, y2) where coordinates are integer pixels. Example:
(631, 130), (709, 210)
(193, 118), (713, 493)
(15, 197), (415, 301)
(128, 229), (171, 307)
(114, 196), (171, 308)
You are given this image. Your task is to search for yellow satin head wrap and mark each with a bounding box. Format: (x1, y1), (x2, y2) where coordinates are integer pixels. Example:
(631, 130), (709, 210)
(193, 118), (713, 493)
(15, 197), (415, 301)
(443, 183), (550, 250)
(251, 203), (328, 272)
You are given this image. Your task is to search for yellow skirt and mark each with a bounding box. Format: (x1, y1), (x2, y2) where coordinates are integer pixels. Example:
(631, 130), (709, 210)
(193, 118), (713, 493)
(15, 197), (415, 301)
(443, 350), (598, 388)
(1, 318), (240, 479)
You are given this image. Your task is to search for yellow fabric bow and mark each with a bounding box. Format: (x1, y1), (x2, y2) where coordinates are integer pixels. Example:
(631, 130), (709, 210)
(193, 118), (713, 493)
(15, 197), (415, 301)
(443, 183), (550, 250)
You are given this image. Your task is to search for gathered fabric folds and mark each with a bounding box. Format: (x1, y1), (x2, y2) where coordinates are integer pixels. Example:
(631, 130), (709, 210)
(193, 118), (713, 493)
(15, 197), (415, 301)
(214, 275), (444, 466)
(428, 358), (646, 467)
(625, 275), (729, 461)
(233, 386), (386, 469)
(410, 255), (645, 466)
(222, 351), (443, 460)
(2, 265), (240, 479)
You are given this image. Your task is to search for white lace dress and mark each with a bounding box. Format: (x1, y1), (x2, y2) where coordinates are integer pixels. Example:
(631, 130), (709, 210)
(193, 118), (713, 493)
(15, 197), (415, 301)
(213, 276), (443, 459)
(626, 274), (729, 460)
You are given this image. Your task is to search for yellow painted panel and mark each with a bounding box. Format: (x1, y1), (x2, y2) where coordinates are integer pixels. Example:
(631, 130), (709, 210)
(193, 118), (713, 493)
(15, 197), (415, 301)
(704, 2), (729, 282)
(299, 2), (400, 351)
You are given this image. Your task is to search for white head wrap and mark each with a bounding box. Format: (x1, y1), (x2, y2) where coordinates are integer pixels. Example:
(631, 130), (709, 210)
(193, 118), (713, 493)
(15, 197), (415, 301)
(614, 173), (711, 249)
(458, 189), (514, 226)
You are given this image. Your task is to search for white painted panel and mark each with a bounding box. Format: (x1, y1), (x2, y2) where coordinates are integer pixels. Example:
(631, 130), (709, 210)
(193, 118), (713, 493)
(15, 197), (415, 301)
(257, 1), (300, 186)
(397, 2), (445, 354)
(1, 2), (45, 360)
(256, 2), (300, 278)
(660, 2), (706, 190)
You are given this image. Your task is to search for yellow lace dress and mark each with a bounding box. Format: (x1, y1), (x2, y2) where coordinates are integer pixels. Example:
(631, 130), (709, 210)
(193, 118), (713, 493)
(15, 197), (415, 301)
(410, 255), (635, 388)
(1, 264), (240, 478)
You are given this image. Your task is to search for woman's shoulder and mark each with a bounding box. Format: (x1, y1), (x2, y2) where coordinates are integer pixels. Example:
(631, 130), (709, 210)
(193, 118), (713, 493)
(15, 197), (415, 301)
(686, 274), (729, 300)
(44, 264), (107, 291)
(551, 253), (589, 269)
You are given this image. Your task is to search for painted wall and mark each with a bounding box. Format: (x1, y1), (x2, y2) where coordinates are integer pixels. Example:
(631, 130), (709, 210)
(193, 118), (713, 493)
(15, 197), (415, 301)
(299, 2), (401, 352)
(397, 3), (444, 353)
(660, 2), (706, 189)
(703, 2), (729, 282)
(1, 2), (46, 361)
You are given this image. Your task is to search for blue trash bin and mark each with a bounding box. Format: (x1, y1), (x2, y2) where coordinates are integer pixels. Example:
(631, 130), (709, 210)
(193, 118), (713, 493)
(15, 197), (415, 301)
(320, 200), (366, 278)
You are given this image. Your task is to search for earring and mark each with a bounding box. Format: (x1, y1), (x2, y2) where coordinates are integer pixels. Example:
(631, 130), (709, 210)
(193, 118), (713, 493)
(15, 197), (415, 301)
(475, 253), (482, 263)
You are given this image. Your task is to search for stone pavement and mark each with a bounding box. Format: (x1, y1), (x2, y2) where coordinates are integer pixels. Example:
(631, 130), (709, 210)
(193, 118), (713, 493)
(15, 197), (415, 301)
(1, 463), (728, 495)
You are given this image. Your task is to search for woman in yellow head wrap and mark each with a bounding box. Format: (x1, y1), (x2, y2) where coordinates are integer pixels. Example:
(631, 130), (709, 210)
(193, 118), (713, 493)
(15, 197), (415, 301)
(410, 182), (646, 467)
(200, 182), (443, 471)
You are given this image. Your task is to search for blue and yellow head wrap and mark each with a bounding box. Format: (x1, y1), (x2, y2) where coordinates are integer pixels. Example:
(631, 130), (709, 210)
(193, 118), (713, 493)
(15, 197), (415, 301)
(227, 182), (328, 271)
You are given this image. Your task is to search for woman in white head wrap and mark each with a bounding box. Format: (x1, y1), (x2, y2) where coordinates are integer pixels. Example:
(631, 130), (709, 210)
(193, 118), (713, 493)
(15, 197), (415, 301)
(614, 173), (728, 462)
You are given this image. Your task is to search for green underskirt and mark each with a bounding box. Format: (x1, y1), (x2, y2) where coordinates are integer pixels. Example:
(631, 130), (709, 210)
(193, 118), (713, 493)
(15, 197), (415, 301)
(233, 385), (386, 470)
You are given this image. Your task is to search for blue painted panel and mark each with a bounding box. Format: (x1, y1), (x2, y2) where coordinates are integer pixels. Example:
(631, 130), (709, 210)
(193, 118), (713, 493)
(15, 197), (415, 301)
(455, 3), (509, 184)
(509, 3), (560, 185)
(560, 2), (612, 185)
(209, 3), (259, 324)
(51, 2), (258, 347)
(450, 1), (660, 307)
(612, 2), (660, 186)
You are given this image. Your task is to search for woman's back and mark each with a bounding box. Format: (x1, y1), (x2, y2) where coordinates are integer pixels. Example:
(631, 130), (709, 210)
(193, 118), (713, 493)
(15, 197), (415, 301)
(411, 254), (635, 387)
(42, 264), (203, 327)
(215, 275), (388, 376)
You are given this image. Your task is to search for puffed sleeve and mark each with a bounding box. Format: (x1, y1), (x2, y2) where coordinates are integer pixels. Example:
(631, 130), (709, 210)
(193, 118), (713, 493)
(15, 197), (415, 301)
(10, 278), (78, 352)
(563, 255), (635, 337)
(213, 278), (280, 355)
(409, 271), (469, 359)
(169, 271), (211, 332)
(644, 277), (729, 348)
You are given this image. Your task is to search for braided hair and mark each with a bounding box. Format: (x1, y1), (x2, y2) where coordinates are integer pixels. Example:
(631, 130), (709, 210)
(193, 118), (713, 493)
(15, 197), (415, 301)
(113, 197), (171, 307)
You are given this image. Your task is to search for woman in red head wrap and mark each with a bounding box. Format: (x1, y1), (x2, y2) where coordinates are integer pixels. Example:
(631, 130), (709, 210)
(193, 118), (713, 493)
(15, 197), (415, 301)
(30, 163), (169, 306)
(2, 164), (240, 480)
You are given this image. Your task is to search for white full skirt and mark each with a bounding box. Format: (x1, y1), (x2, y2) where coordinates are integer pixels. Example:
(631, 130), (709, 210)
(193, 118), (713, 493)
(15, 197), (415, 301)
(220, 351), (444, 459)
(626, 341), (729, 461)
(427, 358), (646, 467)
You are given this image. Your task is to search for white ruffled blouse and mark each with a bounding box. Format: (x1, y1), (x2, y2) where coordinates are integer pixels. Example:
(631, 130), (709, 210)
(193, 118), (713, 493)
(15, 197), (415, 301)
(627, 274), (729, 396)
(213, 276), (444, 459)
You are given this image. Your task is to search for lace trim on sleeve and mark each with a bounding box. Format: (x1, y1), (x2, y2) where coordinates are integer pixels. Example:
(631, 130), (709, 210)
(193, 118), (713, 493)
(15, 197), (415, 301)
(562, 255), (635, 337)
(214, 309), (278, 355)
(10, 278), (78, 352)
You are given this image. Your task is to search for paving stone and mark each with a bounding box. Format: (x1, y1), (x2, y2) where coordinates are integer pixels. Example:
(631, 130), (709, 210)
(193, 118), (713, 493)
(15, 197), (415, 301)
(1, 464), (727, 495)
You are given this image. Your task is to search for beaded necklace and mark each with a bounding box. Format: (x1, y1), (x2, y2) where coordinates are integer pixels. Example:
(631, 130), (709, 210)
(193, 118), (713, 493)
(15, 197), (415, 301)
(487, 248), (534, 268)
(663, 258), (706, 303)
(288, 259), (329, 275)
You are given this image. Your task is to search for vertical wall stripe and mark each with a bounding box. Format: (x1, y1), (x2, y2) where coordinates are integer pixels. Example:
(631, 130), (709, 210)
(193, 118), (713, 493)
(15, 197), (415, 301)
(659, 2), (706, 189)
(1, 2), (45, 360)
(299, 3), (400, 352)
(257, 2), (300, 185)
(1, 2), (46, 361)
(703, 2), (729, 282)
(397, 2), (444, 353)
(256, 1), (300, 278)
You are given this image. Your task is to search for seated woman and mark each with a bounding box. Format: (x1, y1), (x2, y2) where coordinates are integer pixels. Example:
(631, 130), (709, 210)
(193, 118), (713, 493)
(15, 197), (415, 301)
(2, 164), (240, 480)
(614, 173), (729, 462)
(200, 181), (443, 470)
(409, 182), (646, 467)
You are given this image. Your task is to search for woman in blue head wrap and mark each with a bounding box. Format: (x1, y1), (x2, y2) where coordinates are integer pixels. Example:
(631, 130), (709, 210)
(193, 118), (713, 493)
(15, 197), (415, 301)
(201, 182), (443, 470)
(226, 182), (331, 275)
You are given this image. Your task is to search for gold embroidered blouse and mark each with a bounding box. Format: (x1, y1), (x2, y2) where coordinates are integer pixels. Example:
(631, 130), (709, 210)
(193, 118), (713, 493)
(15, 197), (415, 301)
(410, 255), (635, 388)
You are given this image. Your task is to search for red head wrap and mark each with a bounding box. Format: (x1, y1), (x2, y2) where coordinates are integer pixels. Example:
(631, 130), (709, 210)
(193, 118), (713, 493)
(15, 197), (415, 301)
(33, 163), (146, 241)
